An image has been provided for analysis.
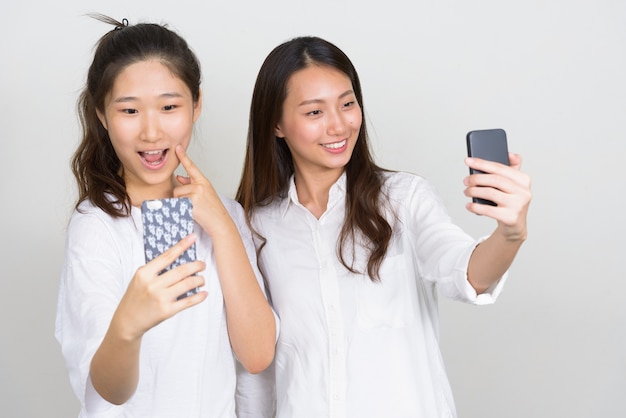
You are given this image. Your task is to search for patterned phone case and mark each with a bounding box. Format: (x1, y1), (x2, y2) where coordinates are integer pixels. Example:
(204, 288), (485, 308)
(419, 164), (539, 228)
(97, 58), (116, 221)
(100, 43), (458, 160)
(141, 197), (198, 299)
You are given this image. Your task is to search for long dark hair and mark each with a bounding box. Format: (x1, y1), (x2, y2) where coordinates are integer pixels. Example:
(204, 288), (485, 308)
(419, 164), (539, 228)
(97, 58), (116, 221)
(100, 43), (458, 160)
(236, 36), (393, 281)
(72, 14), (201, 217)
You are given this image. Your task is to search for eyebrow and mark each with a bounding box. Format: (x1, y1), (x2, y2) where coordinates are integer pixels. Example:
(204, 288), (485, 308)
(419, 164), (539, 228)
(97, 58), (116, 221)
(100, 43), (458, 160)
(298, 90), (355, 107)
(112, 92), (186, 103)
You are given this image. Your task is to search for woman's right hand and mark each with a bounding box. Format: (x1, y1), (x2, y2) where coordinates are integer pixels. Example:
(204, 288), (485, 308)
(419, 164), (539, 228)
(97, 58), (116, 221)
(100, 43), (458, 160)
(90, 234), (207, 405)
(113, 233), (208, 341)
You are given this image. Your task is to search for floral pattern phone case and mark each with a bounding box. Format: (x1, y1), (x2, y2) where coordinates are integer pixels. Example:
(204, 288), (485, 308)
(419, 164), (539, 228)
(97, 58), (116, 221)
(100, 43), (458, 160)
(141, 197), (198, 299)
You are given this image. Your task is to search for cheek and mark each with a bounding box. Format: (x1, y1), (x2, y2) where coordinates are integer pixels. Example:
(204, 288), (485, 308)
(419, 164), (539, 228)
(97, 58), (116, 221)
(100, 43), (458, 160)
(303, 122), (324, 138)
(107, 118), (138, 141)
(166, 117), (194, 141)
(349, 113), (363, 130)
(284, 120), (321, 143)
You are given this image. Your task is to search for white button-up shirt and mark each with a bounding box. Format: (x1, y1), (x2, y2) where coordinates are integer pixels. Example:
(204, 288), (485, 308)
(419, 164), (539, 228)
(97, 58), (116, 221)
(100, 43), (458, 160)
(251, 171), (506, 418)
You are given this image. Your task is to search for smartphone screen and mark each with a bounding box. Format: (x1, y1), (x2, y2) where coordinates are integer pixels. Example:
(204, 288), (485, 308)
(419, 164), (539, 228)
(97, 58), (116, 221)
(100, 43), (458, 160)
(141, 197), (198, 299)
(466, 128), (510, 206)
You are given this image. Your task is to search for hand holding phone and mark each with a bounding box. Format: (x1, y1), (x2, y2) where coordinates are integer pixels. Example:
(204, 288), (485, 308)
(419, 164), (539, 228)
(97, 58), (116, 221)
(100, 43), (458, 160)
(141, 197), (198, 299)
(466, 128), (510, 206)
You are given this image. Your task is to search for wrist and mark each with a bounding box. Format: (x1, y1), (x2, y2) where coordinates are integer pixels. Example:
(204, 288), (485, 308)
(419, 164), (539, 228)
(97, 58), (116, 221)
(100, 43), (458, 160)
(495, 225), (527, 243)
(109, 311), (144, 343)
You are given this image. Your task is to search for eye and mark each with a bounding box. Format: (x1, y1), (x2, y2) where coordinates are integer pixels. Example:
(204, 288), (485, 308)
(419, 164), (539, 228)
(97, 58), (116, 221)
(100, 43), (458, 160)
(122, 108), (138, 114)
(342, 100), (356, 109)
(163, 104), (178, 111)
(306, 109), (322, 116)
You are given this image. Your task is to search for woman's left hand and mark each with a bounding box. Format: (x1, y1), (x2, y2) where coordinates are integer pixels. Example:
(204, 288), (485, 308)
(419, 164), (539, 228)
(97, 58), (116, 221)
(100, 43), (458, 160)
(464, 153), (532, 241)
(173, 145), (232, 237)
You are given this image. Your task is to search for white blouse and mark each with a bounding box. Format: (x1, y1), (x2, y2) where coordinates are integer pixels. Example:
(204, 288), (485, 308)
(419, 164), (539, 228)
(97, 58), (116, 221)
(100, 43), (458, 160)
(55, 196), (272, 418)
(251, 171), (506, 418)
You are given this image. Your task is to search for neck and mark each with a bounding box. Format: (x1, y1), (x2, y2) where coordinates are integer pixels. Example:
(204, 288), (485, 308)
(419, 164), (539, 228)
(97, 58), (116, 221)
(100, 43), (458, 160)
(293, 168), (343, 219)
(127, 176), (177, 207)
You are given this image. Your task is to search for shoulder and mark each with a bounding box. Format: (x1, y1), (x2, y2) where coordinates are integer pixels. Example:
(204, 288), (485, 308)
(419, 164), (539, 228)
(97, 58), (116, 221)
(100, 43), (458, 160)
(250, 197), (284, 222)
(381, 171), (439, 198)
(380, 171), (450, 222)
(71, 200), (111, 227)
(217, 194), (251, 232)
(218, 194), (244, 218)
(69, 199), (137, 239)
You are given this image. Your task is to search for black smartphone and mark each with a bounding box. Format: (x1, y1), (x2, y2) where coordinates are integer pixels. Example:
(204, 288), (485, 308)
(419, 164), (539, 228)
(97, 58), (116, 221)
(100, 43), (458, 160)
(466, 128), (510, 206)
(141, 197), (198, 299)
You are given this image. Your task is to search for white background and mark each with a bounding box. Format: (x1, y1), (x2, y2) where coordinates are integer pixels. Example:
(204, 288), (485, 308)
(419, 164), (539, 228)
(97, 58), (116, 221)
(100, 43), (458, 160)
(1, 1), (624, 417)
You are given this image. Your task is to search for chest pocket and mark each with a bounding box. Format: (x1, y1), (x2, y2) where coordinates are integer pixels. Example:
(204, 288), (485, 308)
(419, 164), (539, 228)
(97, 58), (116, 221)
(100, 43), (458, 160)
(356, 252), (417, 330)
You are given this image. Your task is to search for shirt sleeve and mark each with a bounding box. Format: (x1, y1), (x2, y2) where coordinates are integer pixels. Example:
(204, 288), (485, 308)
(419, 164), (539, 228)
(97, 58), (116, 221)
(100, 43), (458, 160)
(54, 210), (127, 413)
(445, 235), (508, 305)
(235, 361), (276, 418)
(400, 174), (507, 305)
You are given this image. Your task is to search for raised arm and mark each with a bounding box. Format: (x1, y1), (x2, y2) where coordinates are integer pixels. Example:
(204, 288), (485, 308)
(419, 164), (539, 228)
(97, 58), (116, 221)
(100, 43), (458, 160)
(463, 153), (532, 293)
(173, 146), (276, 373)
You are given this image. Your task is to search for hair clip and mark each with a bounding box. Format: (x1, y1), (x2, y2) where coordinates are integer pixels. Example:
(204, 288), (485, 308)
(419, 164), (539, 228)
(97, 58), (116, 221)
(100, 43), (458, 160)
(114, 18), (129, 31)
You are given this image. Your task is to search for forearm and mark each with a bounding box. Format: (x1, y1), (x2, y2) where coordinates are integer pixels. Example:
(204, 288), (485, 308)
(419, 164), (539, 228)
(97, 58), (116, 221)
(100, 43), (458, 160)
(89, 316), (142, 405)
(464, 152), (531, 294)
(212, 222), (276, 374)
(467, 228), (525, 294)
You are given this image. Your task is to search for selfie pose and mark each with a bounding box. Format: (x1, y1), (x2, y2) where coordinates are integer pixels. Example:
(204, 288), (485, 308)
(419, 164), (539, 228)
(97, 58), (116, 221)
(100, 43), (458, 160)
(236, 36), (531, 417)
(55, 16), (276, 417)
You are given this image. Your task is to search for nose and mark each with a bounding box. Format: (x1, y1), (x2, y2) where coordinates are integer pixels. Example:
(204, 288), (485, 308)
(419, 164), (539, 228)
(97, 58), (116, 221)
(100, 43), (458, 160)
(326, 110), (347, 137)
(140, 110), (162, 142)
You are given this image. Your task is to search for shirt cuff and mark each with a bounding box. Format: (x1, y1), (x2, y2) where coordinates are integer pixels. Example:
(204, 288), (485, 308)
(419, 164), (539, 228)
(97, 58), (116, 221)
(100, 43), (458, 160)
(454, 236), (508, 305)
(84, 375), (119, 415)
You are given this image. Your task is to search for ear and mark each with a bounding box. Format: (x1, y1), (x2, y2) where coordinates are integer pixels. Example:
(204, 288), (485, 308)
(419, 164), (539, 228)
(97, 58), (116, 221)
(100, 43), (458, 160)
(192, 89), (203, 123)
(96, 108), (108, 130)
(274, 124), (285, 139)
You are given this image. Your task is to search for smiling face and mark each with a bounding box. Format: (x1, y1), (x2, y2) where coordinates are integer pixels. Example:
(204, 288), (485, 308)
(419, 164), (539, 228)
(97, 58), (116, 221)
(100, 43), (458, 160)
(97, 59), (202, 204)
(275, 65), (362, 182)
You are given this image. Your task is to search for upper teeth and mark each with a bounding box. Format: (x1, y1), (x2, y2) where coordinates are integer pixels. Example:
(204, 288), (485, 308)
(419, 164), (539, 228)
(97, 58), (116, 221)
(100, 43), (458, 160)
(323, 140), (346, 149)
(143, 150), (162, 155)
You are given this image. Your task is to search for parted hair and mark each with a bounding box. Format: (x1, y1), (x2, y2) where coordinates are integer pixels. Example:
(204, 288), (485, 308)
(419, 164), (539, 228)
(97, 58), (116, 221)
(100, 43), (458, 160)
(72, 14), (201, 218)
(235, 36), (393, 281)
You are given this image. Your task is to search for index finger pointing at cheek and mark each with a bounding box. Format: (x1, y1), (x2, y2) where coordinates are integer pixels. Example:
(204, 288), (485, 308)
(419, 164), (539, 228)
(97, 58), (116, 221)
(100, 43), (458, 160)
(175, 145), (202, 180)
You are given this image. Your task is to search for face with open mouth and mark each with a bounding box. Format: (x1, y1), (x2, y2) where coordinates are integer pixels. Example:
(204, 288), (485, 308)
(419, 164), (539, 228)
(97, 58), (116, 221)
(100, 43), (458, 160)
(97, 59), (201, 200)
(275, 65), (362, 179)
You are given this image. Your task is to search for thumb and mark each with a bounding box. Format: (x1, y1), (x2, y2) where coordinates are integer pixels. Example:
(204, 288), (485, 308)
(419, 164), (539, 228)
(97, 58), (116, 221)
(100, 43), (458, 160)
(176, 174), (191, 186)
(509, 152), (523, 170)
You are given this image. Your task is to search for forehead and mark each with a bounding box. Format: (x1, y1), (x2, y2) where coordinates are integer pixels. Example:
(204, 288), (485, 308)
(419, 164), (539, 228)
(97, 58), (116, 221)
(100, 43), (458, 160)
(285, 65), (353, 101)
(110, 59), (190, 97)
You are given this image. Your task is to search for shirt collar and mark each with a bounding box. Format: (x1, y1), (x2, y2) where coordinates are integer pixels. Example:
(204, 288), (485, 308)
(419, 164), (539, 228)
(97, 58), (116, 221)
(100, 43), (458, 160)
(279, 176), (297, 218)
(280, 172), (347, 218)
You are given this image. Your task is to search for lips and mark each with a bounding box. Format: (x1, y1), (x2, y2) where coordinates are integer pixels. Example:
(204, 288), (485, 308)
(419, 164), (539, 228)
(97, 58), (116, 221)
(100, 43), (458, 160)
(139, 149), (168, 166)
